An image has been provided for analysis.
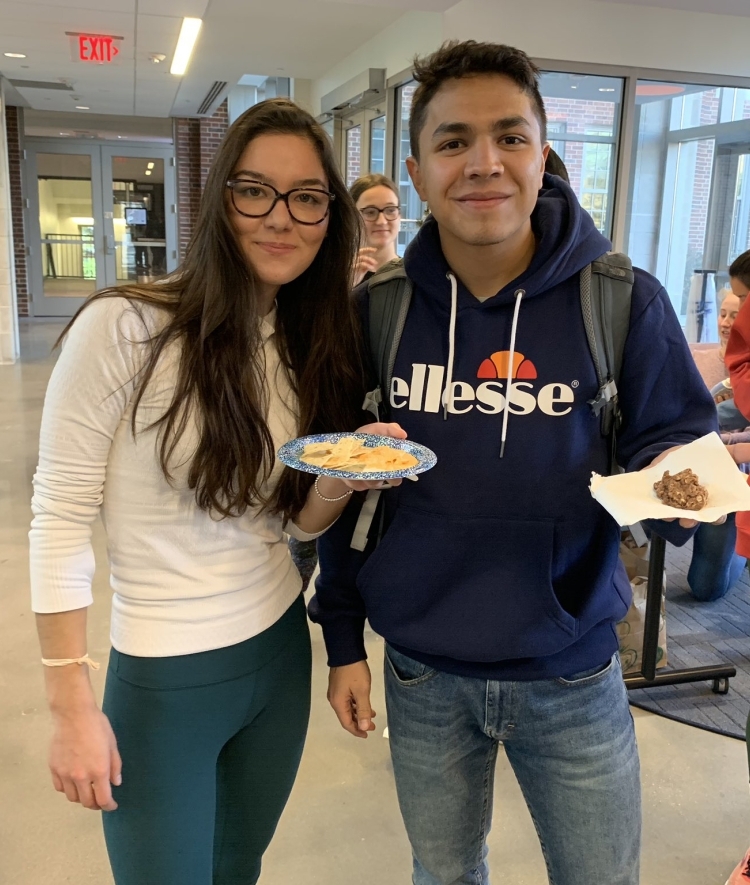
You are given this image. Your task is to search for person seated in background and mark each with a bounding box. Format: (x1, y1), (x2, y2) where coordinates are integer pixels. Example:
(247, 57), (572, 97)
(691, 288), (741, 391)
(687, 286), (747, 601)
(350, 173), (402, 286)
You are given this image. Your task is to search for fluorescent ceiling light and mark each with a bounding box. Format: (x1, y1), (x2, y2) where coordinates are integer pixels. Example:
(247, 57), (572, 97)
(171, 18), (202, 76)
(76, 105), (90, 110)
(4, 52), (26, 59)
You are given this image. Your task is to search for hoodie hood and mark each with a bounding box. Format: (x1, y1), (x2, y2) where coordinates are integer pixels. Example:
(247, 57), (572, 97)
(403, 173), (611, 309)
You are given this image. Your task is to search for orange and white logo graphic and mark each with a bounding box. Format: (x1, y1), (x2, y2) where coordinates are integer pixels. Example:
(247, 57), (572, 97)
(478, 350), (537, 380)
(390, 349), (575, 417)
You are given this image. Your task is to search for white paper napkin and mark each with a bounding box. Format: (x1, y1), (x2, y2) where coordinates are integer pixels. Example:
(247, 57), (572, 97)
(590, 432), (750, 525)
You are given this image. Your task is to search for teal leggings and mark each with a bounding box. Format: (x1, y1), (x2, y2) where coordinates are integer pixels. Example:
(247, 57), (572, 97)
(101, 596), (312, 885)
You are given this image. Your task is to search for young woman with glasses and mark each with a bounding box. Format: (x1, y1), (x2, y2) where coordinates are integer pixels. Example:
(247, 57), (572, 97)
(350, 173), (402, 286)
(30, 99), (403, 885)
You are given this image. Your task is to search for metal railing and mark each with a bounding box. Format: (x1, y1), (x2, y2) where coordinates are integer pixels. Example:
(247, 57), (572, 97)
(42, 233), (95, 280)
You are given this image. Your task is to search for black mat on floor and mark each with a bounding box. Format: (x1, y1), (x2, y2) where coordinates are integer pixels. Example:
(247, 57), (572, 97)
(627, 540), (750, 740)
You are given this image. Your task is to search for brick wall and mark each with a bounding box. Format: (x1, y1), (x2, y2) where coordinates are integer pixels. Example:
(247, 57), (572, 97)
(545, 97), (616, 197)
(199, 99), (229, 190)
(173, 99), (229, 260)
(687, 91), (720, 259)
(346, 126), (361, 186)
(4, 106), (28, 317)
(174, 118), (201, 262)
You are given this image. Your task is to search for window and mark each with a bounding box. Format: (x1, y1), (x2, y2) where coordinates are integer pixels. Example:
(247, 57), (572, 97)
(395, 81), (426, 255)
(626, 81), (750, 325)
(370, 115), (386, 175)
(539, 72), (623, 237)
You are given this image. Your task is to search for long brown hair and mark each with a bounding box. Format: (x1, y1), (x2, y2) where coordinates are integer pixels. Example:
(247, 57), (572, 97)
(59, 99), (366, 519)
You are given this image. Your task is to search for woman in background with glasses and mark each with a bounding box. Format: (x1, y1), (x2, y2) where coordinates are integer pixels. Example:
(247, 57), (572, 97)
(30, 99), (401, 885)
(350, 173), (402, 286)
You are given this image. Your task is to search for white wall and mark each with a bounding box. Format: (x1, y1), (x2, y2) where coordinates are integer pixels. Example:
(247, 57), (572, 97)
(0, 95), (19, 364)
(311, 1), (750, 117)
(444, 0), (750, 79)
(292, 79), (313, 115)
(310, 11), (444, 114)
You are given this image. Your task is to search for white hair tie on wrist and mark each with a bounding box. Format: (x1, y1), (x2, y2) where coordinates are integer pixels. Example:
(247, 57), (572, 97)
(41, 655), (101, 671)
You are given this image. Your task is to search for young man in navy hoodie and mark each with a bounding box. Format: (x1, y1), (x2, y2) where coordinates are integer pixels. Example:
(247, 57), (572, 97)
(310, 41), (717, 885)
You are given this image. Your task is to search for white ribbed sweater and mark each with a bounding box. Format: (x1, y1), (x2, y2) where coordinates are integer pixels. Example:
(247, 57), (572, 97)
(30, 297), (315, 657)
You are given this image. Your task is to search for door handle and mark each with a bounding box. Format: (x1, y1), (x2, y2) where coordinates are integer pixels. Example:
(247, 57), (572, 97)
(104, 234), (115, 255)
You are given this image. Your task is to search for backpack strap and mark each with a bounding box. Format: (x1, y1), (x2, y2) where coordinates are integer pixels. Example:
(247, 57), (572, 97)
(580, 252), (634, 471)
(365, 258), (413, 419)
(352, 259), (413, 551)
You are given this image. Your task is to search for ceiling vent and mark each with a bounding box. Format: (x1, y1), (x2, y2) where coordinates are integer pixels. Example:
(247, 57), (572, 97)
(197, 81), (227, 115)
(9, 79), (74, 91)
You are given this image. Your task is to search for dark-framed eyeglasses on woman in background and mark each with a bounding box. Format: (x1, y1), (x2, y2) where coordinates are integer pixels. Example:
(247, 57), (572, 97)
(226, 179), (336, 225)
(359, 205), (401, 222)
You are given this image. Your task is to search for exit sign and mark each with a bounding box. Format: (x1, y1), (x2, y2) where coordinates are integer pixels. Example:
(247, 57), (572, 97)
(67, 32), (123, 64)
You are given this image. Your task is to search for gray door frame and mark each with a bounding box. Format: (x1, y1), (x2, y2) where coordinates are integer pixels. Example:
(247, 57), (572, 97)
(25, 138), (177, 318)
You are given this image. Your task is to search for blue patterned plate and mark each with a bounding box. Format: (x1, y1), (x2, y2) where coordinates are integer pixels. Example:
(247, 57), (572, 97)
(277, 432), (437, 480)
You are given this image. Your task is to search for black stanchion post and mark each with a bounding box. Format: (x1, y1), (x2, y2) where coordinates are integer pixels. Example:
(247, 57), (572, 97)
(641, 534), (665, 682)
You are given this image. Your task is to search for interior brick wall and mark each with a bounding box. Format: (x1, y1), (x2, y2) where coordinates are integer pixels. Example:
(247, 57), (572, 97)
(174, 100), (229, 259)
(4, 106), (28, 317)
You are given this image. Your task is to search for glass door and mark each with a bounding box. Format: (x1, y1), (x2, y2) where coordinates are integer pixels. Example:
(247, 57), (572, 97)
(101, 147), (175, 289)
(27, 142), (177, 318)
(27, 145), (105, 317)
(395, 80), (426, 255)
(340, 108), (386, 186)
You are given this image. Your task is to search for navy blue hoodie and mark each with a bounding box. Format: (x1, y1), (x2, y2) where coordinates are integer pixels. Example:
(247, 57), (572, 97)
(310, 176), (718, 680)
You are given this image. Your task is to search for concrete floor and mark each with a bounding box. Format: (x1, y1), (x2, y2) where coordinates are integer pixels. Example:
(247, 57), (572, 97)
(2, 319), (750, 885)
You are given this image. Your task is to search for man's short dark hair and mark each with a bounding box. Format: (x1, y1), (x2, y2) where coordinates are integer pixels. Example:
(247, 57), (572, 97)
(730, 250), (750, 288)
(409, 41), (548, 160)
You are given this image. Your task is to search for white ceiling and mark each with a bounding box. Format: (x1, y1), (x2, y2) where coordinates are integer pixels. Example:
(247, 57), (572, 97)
(595, 0), (750, 16)
(0, 0), (455, 119)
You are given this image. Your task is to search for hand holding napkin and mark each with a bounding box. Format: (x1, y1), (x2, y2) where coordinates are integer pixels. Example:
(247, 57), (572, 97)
(590, 432), (750, 526)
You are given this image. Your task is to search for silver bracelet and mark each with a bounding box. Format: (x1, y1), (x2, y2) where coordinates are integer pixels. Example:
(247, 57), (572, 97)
(314, 475), (353, 503)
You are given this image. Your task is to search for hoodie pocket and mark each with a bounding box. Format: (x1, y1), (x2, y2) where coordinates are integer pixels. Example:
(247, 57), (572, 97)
(358, 505), (576, 663)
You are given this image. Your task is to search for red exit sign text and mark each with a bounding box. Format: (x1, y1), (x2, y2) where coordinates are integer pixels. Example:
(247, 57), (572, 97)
(77, 34), (120, 63)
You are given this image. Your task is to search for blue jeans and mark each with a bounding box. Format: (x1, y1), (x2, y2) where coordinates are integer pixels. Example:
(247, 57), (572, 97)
(688, 513), (746, 602)
(384, 645), (641, 885)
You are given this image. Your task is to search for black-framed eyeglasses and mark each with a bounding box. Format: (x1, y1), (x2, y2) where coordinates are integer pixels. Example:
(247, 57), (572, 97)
(226, 179), (335, 225)
(359, 205), (401, 222)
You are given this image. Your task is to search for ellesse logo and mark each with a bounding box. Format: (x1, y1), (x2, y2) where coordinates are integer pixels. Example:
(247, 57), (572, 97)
(390, 350), (576, 416)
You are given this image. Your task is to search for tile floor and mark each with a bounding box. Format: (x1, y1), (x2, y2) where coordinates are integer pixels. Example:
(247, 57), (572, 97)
(2, 319), (749, 885)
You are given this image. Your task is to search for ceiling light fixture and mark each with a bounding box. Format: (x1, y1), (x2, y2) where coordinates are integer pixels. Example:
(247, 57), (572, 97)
(4, 52), (27, 59)
(145, 170), (152, 176)
(150, 53), (167, 64)
(76, 105), (90, 110)
(147, 162), (154, 169)
(170, 18), (202, 76)
(599, 88), (615, 93)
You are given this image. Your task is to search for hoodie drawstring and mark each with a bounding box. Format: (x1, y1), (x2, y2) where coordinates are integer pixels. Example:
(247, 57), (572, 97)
(500, 289), (525, 458)
(443, 273), (459, 420)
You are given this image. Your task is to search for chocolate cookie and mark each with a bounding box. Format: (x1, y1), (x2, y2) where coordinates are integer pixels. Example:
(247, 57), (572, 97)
(653, 468), (708, 511)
